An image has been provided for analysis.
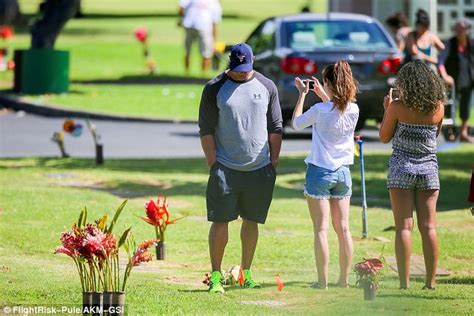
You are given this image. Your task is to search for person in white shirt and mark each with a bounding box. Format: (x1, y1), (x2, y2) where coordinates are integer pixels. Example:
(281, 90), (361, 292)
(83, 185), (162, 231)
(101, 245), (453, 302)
(178, 0), (222, 72)
(292, 61), (359, 289)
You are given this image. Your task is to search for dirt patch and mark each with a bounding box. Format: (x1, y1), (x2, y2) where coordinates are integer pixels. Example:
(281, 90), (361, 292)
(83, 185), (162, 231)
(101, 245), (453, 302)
(138, 178), (173, 190)
(43, 173), (75, 179)
(187, 215), (207, 222)
(241, 301), (287, 307)
(386, 255), (450, 276)
(0, 265), (10, 272)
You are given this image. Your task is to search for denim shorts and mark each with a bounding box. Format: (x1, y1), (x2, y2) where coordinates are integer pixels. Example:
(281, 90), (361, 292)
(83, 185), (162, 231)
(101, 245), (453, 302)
(304, 164), (352, 200)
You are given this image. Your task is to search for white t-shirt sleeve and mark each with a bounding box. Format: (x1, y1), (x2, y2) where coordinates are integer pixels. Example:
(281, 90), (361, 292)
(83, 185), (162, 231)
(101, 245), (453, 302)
(292, 104), (320, 130)
(179, 0), (191, 8)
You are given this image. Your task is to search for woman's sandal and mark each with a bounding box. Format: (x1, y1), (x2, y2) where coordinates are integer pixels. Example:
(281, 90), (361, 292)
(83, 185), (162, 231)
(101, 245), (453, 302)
(422, 285), (435, 290)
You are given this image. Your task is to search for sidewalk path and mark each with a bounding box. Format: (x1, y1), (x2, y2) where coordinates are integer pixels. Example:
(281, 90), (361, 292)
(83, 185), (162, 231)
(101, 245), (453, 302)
(0, 111), (394, 159)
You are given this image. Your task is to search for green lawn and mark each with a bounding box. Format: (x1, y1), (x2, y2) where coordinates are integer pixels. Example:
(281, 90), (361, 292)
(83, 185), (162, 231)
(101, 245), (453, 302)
(0, 1), (326, 120)
(1, 146), (473, 314)
(1, 1), (473, 124)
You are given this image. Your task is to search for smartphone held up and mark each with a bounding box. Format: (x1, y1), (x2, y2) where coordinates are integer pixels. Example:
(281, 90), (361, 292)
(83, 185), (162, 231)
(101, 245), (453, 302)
(304, 80), (315, 90)
(391, 88), (400, 100)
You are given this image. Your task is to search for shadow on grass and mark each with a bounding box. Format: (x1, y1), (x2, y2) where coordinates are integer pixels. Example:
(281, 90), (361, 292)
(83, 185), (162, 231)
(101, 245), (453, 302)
(377, 292), (458, 300)
(177, 289), (208, 293)
(72, 74), (210, 86)
(1, 150), (471, 210)
(438, 276), (474, 285)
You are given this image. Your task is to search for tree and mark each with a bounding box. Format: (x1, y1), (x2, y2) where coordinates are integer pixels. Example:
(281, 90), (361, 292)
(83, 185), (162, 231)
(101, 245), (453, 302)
(0, 0), (20, 25)
(30, 0), (80, 48)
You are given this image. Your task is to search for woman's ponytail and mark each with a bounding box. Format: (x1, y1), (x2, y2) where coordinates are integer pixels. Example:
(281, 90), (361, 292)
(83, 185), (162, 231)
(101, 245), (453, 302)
(322, 61), (358, 112)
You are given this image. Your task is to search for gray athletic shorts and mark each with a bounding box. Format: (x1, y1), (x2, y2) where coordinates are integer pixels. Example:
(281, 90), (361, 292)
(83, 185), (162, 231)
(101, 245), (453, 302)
(185, 27), (213, 58)
(206, 161), (276, 224)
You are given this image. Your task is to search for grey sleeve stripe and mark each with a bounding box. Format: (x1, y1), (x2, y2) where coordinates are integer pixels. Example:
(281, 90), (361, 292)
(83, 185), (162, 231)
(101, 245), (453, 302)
(255, 73), (283, 134)
(198, 74), (226, 137)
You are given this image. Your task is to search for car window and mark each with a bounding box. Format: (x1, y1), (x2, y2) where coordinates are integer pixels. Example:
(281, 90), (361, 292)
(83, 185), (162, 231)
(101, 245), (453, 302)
(282, 20), (391, 51)
(247, 19), (276, 54)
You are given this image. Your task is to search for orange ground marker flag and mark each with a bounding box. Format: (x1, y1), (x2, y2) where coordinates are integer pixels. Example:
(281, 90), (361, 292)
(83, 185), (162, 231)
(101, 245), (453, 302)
(238, 266), (245, 286)
(276, 274), (284, 291)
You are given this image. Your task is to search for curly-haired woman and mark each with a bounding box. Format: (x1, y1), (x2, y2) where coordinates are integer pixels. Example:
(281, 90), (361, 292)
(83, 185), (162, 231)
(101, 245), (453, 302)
(379, 61), (446, 290)
(292, 61), (359, 289)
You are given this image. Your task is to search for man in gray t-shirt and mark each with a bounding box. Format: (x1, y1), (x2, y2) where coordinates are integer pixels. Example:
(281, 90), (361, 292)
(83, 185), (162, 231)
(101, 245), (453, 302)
(199, 43), (282, 293)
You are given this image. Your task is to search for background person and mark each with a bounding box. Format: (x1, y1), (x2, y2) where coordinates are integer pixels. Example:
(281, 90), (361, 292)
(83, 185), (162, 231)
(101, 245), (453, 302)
(438, 19), (474, 143)
(379, 61), (446, 290)
(199, 43), (283, 293)
(405, 9), (444, 66)
(386, 11), (411, 54)
(179, 0), (222, 73)
(292, 61), (359, 289)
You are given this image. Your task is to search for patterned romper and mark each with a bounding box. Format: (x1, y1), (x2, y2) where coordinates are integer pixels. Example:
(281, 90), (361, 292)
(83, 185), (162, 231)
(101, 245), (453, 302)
(387, 122), (440, 190)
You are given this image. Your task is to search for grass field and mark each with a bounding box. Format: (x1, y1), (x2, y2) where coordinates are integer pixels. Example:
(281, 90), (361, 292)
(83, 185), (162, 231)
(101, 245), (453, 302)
(0, 1), (326, 120)
(1, 1), (472, 125)
(1, 145), (473, 314)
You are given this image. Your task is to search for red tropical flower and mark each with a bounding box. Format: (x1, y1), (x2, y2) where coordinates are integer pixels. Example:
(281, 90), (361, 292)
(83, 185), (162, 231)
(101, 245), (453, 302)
(366, 258), (383, 270)
(131, 240), (157, 266)
(85, 235), (104, 254)
(60, 231), (77, 252)
(54, 246), (76, 257)
(134, 27), (148, 43)
(0, 26), (13, 39)
(144, 198), (169, 226)
(354, 257), (385, 288)
(102, 233), (117, 256)
(138, 239), (159, 251)
(141, 196), (183, 241)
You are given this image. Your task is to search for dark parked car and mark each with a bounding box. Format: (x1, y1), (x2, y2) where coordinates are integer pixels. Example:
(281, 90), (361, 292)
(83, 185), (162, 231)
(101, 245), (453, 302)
(245, 12), (402, 130)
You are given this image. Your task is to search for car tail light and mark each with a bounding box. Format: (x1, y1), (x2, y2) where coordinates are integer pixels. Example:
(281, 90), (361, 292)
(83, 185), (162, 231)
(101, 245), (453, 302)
(280, 57), (317, 74)
(377, 57), (401, 75)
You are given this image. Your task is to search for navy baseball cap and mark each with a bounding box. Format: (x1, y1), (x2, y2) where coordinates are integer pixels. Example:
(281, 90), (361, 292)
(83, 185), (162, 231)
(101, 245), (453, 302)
(229, 43), (254, 72)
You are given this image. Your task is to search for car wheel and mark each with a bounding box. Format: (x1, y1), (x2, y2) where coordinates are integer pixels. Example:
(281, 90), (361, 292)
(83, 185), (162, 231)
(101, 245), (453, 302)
(442, 125), (458, 142)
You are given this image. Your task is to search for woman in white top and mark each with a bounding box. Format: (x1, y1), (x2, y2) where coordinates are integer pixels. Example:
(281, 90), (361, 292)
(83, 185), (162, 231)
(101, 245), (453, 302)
(292, 61), (359, 289)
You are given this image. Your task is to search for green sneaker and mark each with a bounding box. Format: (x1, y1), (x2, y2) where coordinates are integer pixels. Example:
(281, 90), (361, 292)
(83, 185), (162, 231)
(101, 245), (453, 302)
(242, 269), (261, 288)
(208, 271), (225, 293)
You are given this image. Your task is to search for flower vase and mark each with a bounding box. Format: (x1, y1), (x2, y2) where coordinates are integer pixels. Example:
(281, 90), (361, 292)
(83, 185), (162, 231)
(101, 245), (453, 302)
(110, 291), (125, 316)
(103, 292), (113, 315)
(92, 292), (103, 315)
(363, 282), (377, 300)
(156, 241), (165, 260)
(82, 292), (93, 314)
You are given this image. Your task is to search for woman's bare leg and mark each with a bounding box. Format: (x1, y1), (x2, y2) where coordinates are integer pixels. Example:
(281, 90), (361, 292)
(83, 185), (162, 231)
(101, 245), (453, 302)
(389, 188), (415, 289)
(307, 197), (330, 288)
(330, 198), (353, 287)
(414, 189), (439, 289)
